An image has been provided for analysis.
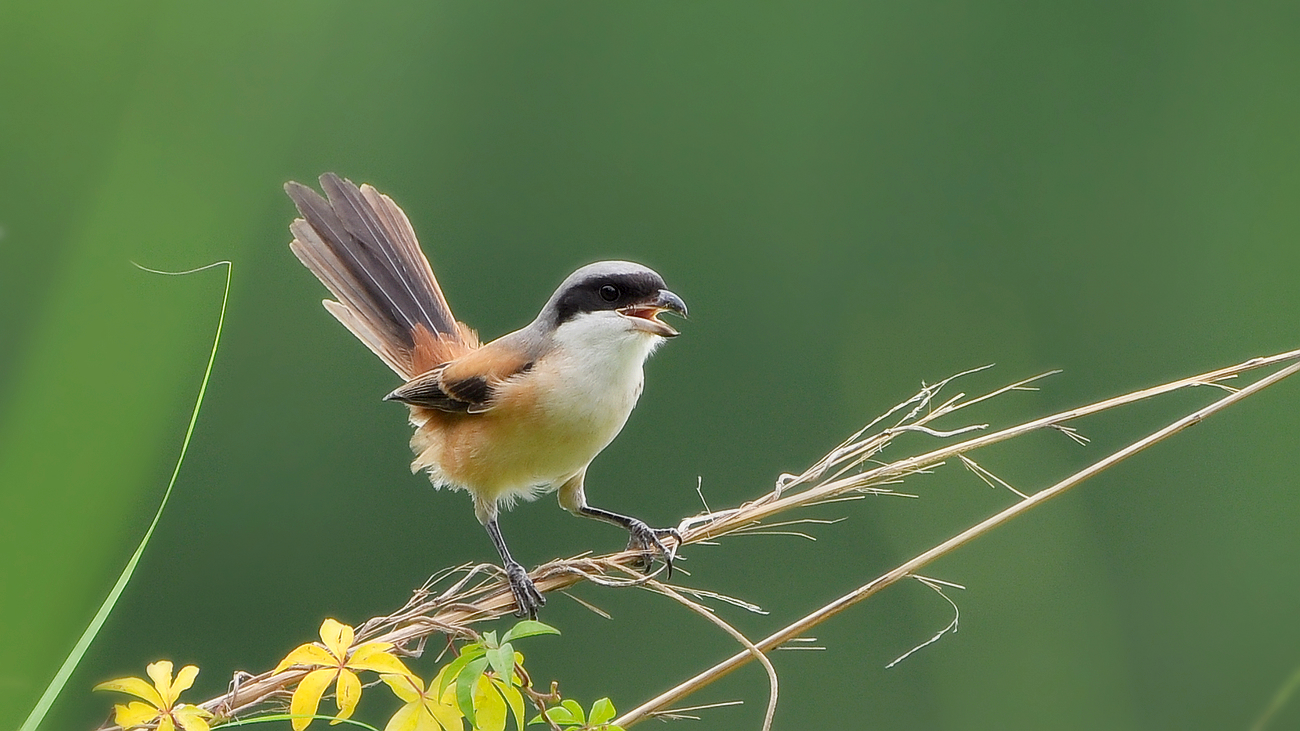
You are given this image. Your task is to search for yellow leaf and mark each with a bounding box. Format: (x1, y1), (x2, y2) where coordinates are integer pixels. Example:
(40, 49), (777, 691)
(421, 711), (449, 731)
(427, 705), (450, 731)
(380, 673), (424, 704)
(348, 645), (414, 677)
(275, 643), (339, 674)
(290, 668), (337, 731)
(383, 702), (423, 731)
(332, 668), (362, 722)
(472, 675), (506, 731)
(491, 679), (525, 731)
(112, 701), (161, 729)
(428, 697), (463, 731)
(157, 714), (177, 731)
(95, 677), (165, 708)
(169, 666), (200, 706)
(146, 661), (176, 704)
(319, 619), (355, 660)
(173, 705), (213, 731)
(430, 666), (457, 698)
(349, 641), (394, 658)
(411, 666), (463, 731)
(348, 642), (395, 665)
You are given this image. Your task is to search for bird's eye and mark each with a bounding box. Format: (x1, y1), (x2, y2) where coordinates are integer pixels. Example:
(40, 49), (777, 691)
(599, 284), (620, 302)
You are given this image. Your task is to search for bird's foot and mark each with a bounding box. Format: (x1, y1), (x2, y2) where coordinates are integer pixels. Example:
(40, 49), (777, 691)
(505, 561), (545, 619)
(625, 520), (682, 578)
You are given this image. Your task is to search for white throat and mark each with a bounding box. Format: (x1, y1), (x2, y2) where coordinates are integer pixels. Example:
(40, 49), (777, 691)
(538, 311), (664, 435)
(551, 311), (664, 369)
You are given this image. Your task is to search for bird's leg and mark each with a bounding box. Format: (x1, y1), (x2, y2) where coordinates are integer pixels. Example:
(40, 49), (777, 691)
(559, 472), (680, 576)
(484, 517), (545, 618)
(578, 506), (682, 577)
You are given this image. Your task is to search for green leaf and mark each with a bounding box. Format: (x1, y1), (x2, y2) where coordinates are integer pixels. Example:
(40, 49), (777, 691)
(588, 698), (615, 726)
(455, 657), (489, 726)
(501, 620), (560, 644)
(439, 645), (488, 696)
(486, 642), (515, 686)
(483, 630), (499, 649)
(559, 699), (585, 724)
(529, 707), (579, 726)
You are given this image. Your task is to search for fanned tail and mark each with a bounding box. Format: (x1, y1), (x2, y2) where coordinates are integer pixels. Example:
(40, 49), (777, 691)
(285, 173), (477, 379)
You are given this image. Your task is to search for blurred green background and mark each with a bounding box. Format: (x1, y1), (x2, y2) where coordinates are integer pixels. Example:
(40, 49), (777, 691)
(3, 2), (1300, 729)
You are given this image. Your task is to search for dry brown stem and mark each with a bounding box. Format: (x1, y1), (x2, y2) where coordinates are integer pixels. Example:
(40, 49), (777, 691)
(615, 350), (1300, 726)
(99, 347), (1299, 729)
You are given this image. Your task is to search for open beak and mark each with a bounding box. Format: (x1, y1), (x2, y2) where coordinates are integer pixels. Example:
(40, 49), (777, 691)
(619, 289), (688, 337)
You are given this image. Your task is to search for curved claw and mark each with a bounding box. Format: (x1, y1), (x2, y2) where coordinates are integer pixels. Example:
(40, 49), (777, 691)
(505, 562), (545, 618)
(626, 522), (682, 578)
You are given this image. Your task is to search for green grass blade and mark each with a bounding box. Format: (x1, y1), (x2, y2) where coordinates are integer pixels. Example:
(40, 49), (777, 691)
(18, 261), (233, 731)
(1251, 662), (1300, 731)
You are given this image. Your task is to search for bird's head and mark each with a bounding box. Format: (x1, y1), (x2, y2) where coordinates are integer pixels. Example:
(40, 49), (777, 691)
(541, 261), (688, 342)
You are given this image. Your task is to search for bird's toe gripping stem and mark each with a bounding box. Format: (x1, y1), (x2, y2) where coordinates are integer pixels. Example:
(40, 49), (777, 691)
(625, 520), (682, 578)
(505, 561), (546, 619)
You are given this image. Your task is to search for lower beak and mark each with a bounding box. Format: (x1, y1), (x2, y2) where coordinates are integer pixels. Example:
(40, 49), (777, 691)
(623, 289), (688, 337)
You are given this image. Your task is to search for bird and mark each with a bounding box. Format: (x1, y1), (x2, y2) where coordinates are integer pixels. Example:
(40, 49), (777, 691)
(284, 173), (687, 618)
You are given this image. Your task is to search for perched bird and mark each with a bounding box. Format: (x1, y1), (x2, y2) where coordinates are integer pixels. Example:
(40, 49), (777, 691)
(285, 173), (686, 617)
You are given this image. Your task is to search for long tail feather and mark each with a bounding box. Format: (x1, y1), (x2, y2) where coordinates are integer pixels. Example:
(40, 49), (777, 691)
(286, 173), (474, 378)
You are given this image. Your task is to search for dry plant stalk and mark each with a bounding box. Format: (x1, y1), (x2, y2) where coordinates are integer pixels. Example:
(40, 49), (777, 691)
(100, 347), (1300, 730)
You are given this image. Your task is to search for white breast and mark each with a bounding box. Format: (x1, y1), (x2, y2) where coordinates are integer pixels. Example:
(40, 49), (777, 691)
(539, 311), (663, 443)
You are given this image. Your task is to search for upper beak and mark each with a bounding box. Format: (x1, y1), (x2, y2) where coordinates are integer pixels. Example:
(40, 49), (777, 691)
(655, 289), (688, 318)
(622, 289), (688, 337)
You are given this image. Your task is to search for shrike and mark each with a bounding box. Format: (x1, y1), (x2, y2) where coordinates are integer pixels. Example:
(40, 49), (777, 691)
(285, 173), (686, 617)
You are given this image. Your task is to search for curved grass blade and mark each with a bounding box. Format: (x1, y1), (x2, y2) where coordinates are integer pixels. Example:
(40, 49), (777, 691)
(18, 261), (233, 731)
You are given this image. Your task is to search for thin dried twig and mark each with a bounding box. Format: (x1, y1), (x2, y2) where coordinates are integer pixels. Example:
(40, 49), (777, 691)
(958, 454), (1029, 500)
(885, 575), (964, 669)
(645, 581), (778, 731)
(649, 699), (745, 722)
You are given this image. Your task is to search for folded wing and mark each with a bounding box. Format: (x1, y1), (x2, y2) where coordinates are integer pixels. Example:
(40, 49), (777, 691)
(384, 341), (535, 414)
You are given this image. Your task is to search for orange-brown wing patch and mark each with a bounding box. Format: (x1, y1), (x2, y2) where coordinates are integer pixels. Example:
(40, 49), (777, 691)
(438, 342), (532, 391)
(409, 323), (481, 375)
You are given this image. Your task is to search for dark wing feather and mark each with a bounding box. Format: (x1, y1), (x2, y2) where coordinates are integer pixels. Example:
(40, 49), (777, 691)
(384, 367), (494, 413)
